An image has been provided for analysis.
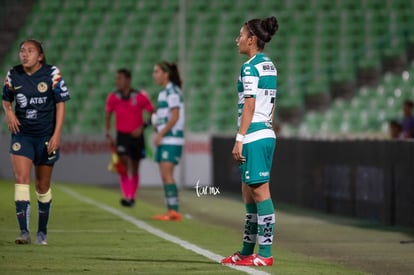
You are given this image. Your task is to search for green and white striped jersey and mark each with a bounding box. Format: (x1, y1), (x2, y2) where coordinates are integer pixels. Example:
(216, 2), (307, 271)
(237, 53), (277, 143)
(155, 82), (185, 146)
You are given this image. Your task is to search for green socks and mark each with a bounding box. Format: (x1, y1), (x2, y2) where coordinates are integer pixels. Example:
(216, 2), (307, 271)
(164, 183), (179, 211)
(240, 200), (275, 257)
(257, 199), (275, 258)
(240, 203), (258, 256)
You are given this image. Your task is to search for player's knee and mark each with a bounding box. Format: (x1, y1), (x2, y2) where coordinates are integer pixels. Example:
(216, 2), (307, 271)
(14, 173), (30, 184)
(119, 155), (129, 165)
(35, 184), (50, 194)
(35, 180), (51, 193)
(249, 184), (271, 203)
(161, 174), (169, 183)
(160, 173), (173, 184)
(131, 166), (139, 175)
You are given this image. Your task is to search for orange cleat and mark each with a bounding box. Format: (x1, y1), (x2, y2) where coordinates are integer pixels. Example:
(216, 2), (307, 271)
(221, 252), (252, 265)
(152, 210), (182, 221)
(235, 254), (273, 266)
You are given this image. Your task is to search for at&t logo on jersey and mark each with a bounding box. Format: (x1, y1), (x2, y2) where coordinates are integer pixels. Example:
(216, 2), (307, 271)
(30, 96), (47, 104)
(16, 93), (28, 108)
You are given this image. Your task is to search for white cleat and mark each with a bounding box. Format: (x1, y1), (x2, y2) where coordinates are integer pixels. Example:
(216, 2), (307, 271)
(15, 231), (31, 244)
(36, 232), (48, 245)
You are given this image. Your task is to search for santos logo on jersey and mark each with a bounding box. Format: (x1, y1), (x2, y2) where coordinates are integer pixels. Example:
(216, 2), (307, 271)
(243, 66), (251, 75)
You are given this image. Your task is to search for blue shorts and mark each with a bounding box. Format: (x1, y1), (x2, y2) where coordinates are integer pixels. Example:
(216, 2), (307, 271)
(10, 134), (60, 166)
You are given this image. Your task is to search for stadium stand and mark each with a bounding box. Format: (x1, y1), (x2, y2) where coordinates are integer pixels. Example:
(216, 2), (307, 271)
(0, 0), (34, 71)
(1, 0), (414, 137)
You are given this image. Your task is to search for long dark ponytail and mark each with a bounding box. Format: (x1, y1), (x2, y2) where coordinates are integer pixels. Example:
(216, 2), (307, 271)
(158, 61), (182, 88)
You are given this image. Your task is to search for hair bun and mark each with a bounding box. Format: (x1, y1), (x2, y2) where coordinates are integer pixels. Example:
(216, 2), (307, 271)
(260, 16), (278, 42)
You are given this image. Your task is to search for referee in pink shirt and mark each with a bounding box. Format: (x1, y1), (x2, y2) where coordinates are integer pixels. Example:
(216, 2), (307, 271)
(105, 68), (155, 207)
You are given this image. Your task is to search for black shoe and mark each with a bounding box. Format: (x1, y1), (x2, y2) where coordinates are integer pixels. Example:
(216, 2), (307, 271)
(120, 198), (135, 207)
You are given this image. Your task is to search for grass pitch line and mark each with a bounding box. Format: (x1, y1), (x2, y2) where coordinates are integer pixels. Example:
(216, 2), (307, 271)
(59, 185), (271, 275)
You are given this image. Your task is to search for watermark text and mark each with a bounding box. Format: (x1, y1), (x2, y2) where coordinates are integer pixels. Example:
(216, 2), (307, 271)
(194, 180), (220, 197)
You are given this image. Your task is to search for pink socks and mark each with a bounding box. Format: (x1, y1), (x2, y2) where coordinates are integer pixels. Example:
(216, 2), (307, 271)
(131, 174), (139, 199)
(120, 174), (129, 199)
(120, 174), (140, 200)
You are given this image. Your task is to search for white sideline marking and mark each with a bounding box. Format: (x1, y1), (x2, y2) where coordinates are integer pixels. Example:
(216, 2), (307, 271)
(58, 185), (271, 275)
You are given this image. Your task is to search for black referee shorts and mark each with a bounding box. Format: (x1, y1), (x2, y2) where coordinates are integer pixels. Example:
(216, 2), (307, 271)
(116, 131), (146, 161)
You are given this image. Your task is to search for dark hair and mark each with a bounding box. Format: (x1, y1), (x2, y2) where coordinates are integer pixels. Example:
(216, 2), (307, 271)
(158, 61), (182, 88)
(19, 39), (47, 64)
(404, 99), (413, 108)
(245, 16), (279, 50)
(117, 68), (132, 79)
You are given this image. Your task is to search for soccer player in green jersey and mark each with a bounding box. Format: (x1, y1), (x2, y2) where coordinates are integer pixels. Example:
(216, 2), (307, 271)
(221, 16), (279, 266)
(151, 61), (185, 221)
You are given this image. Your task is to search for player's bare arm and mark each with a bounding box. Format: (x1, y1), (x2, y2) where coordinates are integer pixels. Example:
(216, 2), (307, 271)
(2, 100), (20, 134)
(104, 111), (114, 145)
(154, 107), (179, 146)
(48, 102), (65, 154)
(232, 97), (255, 163)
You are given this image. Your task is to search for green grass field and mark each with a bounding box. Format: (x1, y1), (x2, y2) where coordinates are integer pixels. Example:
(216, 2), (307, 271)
(0, 180), (413, 274)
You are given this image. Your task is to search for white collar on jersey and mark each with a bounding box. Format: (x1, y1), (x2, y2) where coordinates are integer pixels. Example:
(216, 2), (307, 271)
(165, 82), (173, 89)
(245, 52), (264, 64)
